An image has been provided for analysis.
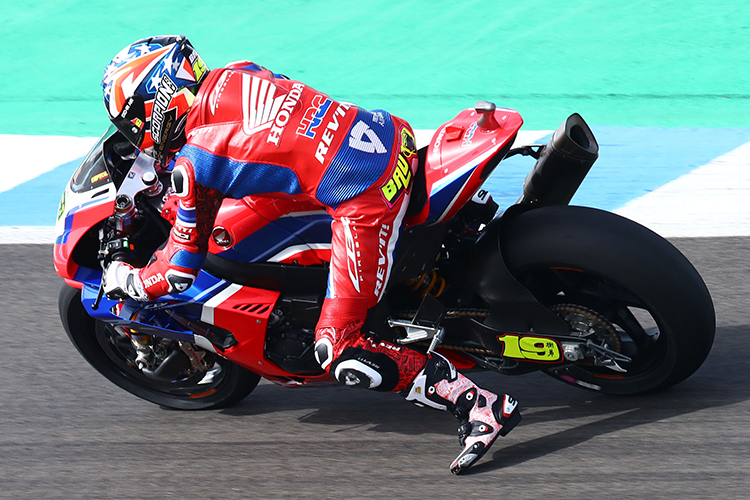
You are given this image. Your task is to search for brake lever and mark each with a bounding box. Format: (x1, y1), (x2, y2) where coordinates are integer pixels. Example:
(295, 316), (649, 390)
(91, 280), (105, 311)
(92, 222), (131, 311)
(91, 227), (111, 311)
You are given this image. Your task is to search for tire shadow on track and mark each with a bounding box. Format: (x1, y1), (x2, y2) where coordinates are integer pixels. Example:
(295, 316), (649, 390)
(218, 323), (750, 474)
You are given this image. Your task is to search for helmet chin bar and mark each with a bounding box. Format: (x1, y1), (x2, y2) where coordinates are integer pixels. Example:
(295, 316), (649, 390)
(149, 110), (188, 168)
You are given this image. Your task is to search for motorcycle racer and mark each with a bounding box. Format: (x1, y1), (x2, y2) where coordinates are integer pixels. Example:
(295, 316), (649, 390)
(100, 35), (520, 474)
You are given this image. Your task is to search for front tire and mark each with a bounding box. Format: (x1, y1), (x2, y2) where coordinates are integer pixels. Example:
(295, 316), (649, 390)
(58, 283), (261, 410)
(499, 206), (715, 395)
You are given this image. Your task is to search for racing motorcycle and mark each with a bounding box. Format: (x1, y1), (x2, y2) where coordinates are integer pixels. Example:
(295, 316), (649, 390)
(55, 101), (716, 410)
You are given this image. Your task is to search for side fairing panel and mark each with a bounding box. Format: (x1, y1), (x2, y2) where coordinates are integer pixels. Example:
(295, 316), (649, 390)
(209, 196), (332, 264)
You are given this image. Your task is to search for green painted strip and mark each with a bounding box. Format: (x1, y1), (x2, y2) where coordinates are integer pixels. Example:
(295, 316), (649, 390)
(2, 0), (749, 136)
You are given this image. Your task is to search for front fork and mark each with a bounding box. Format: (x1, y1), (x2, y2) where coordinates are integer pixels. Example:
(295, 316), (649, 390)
(117, 324), (212, 381)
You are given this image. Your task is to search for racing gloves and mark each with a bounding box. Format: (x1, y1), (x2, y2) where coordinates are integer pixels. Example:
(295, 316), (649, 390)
(102, 261), (149, 301)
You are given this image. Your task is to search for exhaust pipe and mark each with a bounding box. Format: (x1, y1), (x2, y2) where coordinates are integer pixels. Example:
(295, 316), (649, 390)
(521, 113), (599, 206)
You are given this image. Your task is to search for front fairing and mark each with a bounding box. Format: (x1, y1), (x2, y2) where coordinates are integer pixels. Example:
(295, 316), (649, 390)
(53, 125), (167, 283)
(54, 127), (119, 282)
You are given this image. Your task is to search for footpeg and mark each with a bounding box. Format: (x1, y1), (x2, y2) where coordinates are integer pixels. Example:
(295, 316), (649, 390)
(389, 295), (445, 353)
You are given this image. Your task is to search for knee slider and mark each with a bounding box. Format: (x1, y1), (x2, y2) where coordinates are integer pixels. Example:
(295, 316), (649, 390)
(330, 347), (400, 392)
(334, 359), (382, 389)
(314, 337), (334, 370)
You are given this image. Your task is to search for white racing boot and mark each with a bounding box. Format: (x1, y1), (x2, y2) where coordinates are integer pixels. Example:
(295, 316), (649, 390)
(405, 353), (521, 474)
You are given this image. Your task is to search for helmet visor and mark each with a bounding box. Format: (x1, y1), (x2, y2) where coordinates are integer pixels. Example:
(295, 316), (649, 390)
(111, 94), (148, 150)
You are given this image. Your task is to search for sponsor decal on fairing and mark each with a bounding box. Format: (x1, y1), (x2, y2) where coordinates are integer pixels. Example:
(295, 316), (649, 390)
(462, 122), (478, 146)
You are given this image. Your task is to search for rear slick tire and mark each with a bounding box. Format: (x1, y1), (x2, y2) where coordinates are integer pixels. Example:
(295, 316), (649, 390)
(58, 283), (261, 410)
(500, 206), (715, 395)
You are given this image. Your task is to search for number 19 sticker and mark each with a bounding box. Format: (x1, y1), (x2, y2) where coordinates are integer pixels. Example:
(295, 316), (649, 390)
(497, 334), (562, 363)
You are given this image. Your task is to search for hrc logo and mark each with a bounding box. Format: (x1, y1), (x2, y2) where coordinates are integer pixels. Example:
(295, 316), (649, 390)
(297, 95), (332, 139)
(380, 127), (416, 208)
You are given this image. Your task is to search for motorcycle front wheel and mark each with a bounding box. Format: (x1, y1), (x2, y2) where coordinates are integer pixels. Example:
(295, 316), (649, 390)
(58, 283), (260, 410)
(500, 206), (716, 395)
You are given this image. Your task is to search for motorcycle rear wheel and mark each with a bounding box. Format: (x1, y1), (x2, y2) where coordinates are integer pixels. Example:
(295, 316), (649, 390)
(500, 206), (715, 395)
(58, 283), (261, 410)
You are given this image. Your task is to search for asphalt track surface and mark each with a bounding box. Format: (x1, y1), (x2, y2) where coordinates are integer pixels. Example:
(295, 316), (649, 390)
(1, 239), (749, 499)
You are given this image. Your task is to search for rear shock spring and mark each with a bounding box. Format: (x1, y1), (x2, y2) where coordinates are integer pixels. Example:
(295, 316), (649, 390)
(405, 270), (447, 298)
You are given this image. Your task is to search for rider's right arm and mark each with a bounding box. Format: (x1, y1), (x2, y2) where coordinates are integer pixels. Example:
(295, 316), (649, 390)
(135, 158), (224, 299)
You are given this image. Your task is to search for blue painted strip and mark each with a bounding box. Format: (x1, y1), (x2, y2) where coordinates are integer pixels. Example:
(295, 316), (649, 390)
(273, 213), (333, 243)
(4, 128), (750, 228)
(0, 157), (82, 226)
(426, 168), (473, 223)
(217, 222), (306, 262)
(55, 198), (110, 245)
(483, 126), (750, 211)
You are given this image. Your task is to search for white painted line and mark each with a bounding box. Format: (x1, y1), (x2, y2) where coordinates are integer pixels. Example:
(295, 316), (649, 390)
(615, 141), (750, 237)
(0, 135), (99, 194)
(0, 226), (57, 244)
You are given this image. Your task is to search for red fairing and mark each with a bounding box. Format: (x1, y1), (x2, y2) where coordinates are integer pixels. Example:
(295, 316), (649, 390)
(425, 107), (523, 224)
(207, 196), (329, 261)
(54, 199), (115, 281)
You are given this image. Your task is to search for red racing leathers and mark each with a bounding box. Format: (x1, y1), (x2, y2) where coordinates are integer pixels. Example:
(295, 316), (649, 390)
(134, 62), (427, 392)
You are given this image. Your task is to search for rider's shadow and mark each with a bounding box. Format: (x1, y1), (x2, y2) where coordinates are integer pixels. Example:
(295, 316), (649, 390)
(222, 325), (750, 470)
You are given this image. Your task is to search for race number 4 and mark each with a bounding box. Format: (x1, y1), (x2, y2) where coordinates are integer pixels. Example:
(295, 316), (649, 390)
(349, 121), (387, 154)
